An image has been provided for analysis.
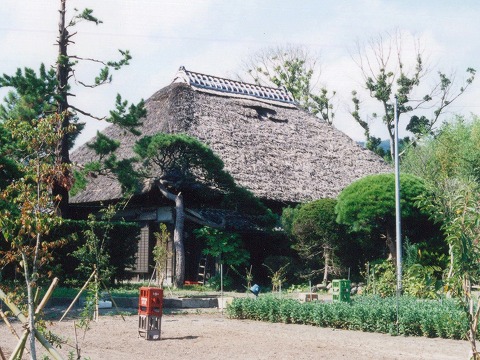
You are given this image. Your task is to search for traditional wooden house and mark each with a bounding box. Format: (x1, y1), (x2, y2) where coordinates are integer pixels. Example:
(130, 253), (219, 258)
(70, 67), (391, 283)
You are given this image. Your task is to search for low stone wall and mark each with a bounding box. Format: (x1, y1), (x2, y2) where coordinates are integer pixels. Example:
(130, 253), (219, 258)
(47, 296), (224, 309)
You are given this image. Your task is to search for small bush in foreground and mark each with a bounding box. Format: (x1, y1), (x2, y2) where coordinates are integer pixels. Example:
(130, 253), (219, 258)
(227, 295), (469, 340)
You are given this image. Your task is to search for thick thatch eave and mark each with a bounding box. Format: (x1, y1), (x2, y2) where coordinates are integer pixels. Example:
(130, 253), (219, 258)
(71, 72), (391, 205)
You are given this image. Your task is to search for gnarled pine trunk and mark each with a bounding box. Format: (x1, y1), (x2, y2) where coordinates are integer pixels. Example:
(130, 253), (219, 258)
(323, 246), (330, 284)
(157, 182), (185, 287)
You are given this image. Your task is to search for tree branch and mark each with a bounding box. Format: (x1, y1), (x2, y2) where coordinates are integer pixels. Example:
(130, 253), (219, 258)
(69, 105), (105, 121)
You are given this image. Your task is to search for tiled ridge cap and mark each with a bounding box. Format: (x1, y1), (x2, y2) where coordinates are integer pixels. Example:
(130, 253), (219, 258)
(173, 66), (296, 104)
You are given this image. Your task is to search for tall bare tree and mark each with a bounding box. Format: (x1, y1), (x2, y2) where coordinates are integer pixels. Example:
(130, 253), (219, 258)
(351, 30), (475, 159)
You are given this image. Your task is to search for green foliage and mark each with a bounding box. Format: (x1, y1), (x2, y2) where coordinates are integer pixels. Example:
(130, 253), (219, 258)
(336, 173), (426, 232)
(421, 179), (480, 292)
(0, 114), (73, 274)
(69, 169), (88, 197)
(152, 223), (171, 287)
(227, 295), (469, 340)
(193, 227), (249, 268)
(364, 239), (444, 299)
(0, 123), (22, 190)
(0, 64), (84, 150)
(135, 133), (228, 189)
(42, 219), (139, 284)
(242, 45), (335, 125)
(402, 115), (480, 184)
(87, 132), (120, 156)
(263, 262), (289, 291)
(403, 263), (442, 299)
(280, 206), (296, 236)
(291, 199), (341, 244)
(284, 199), (348, 282)
(0, 113), (75, 358)
(206, 273), (234, 291)
(364, 260), (397, 297)
(107, 94), (145, 135)
(403, 116), (480, 357)
(0, 64), (58, 122)
(135, 133), (272, 217)
(336, 173), (429, 258)
(71, 206), (117, 283)
(70, 8), (103, 26)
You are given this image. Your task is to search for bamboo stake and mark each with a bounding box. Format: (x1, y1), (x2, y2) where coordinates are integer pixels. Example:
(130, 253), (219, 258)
(34, 287), (41, 307)
(0, 289), (25, 322)
(35, 277), (59, 316)
(0, 288), (64, 360)
(73, 321), (80, 360)
(101, 280), (125, 321)
(59, 269), (96, 322)
(0, 346), (6, 360)
(0, 310), (19, 340)
(6, 278), (58, 358)
(9, 330), (28, 360)
(0, 310), (31, 357)
(94, 266), (99, 322)
(33, 329), (63, 360)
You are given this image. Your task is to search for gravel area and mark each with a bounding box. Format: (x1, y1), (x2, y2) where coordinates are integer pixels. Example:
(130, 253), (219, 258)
(0, 311), (471, 359)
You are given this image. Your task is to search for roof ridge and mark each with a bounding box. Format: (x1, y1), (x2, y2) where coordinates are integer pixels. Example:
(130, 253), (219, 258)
(173, 66), (296, 105)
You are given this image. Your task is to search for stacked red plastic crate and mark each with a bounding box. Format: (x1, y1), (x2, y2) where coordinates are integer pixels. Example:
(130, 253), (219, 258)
(138, 287), (163, 316)
(138, 287), (163, 340)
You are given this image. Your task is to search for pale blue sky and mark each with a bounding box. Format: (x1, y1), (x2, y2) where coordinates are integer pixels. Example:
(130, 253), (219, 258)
(1, 0), (479, 146)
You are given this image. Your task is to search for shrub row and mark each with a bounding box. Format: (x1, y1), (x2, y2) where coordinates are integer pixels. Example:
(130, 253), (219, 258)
(226, 295), (469, 340)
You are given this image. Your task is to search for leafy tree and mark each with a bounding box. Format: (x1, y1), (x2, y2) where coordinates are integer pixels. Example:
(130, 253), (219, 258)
(0, 114), (73, 358)
(418, 178), (480, 357)
(351, 31), (475, 159)
(403, 115), (480, 281)
(0, 123), (21, 191)
(134, 133), (270, 287)
(283, 199), (347, 284)
(240, 45), (336, 125)
(194, 227), (250, 268)
(0, 3), (144, 356)
(403, 115), (480, 358)
(194, 227), (249, 291)
(335, 173), (427, 260)
(402, 115), (480, 185)
(152, 223), (171, 287)
(0, 64), (58, 123)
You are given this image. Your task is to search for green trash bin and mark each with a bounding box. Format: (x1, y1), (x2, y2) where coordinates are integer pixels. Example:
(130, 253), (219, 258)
(332, 279), (351, 302)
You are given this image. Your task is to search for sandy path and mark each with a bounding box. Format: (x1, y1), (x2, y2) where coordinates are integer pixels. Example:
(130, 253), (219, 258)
(0, 312), (471, 360)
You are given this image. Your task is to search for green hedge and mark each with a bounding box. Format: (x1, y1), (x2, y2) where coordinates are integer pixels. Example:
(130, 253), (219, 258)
(227, 295), (469, 340)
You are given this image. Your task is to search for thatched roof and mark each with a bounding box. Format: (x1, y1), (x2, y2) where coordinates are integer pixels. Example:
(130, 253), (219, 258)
(71, 67), (391, 205)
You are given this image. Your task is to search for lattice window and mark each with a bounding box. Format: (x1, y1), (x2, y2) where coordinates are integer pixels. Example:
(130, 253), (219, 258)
(133, 224), (150, 273)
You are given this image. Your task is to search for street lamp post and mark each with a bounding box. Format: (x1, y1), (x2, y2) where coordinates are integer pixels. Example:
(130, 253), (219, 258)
(394, 95), (402, 295)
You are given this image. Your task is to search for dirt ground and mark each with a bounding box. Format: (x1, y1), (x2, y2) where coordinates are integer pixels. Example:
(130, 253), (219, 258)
(0, 309), (472, 360)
